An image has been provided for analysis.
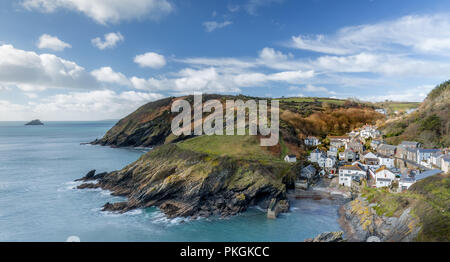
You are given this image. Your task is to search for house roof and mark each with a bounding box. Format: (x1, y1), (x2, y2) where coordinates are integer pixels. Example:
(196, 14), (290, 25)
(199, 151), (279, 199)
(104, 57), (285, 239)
(415, 169), (442, 180)
(340, 165), (363, 171)
(286, 155), (296, 158)
(417, 149), (440, 153)
(378, 144), (397, 150)
(375, 165), (392, 173)
(400, 141), (420, 146)
(363, 152), (378, 159)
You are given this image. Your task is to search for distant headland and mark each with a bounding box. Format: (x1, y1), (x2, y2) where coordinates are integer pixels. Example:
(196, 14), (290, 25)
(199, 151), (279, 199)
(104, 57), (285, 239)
(25, 119), (44, 126)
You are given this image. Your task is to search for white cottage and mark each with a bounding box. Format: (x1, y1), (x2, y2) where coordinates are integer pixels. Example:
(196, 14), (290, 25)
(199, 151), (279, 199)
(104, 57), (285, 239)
(284, 155), (297, 163)
(338, 165), (366, 187)
(374, 166), (396, 188)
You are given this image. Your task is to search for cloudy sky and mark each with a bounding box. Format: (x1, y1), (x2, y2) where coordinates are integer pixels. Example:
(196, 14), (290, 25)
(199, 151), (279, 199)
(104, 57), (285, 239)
(1, 0), (450, 120)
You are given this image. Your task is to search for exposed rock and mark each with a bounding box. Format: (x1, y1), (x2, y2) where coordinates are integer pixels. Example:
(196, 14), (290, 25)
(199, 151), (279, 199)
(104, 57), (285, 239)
(25, 119), (43, 126)
(77, 183), (100, 189)
(339, 197), (421, 242)
(77, 144), (291, 219)
(75, 170), (107, 182)
(304, 231), (344, 242)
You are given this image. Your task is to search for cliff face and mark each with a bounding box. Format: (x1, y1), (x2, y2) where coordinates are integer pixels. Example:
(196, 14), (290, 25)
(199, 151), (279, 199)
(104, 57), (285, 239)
(92, 94), (383, 152)
(381, 80), (450, 148)
(339, 198), (420, 242)
(78, 143), (293, 218)
(340, 173), (449, 242)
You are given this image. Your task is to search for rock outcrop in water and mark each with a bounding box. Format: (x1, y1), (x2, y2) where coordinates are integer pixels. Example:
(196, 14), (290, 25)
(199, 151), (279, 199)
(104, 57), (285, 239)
(77, 144), (292, 218)
(25, 119), (44, 125)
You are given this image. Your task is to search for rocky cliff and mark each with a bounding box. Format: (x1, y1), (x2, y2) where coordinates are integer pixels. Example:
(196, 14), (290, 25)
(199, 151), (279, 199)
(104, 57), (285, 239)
(339, 197), (420, 242)
(381, 80), (450, 148)
(339, 172), (449, 242)
(77, 143), (294, 218)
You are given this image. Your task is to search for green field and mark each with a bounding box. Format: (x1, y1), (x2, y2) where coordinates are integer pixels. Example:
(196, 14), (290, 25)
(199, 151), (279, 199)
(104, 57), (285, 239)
(375, 102), (420, 112)
(278, 97), (346, 105)
(177, 135), (283, 162)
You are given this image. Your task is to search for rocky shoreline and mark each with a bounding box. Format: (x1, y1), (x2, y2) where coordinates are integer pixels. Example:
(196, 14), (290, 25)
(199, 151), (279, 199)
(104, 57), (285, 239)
(76, 144), (293, 219)
(338, 197), (421, 242)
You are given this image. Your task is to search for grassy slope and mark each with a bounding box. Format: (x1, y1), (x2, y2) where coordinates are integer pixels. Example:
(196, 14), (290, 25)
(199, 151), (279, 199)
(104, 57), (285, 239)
(362, 173), (450, 241)
(380, 80), (450, 148)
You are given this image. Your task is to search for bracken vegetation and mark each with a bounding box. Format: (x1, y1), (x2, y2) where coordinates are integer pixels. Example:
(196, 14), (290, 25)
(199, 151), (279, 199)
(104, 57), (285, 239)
(381, 80), (450, 148)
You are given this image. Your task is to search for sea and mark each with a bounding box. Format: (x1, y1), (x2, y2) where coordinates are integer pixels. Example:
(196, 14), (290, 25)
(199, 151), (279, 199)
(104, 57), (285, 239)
(0, 121), (342, 242)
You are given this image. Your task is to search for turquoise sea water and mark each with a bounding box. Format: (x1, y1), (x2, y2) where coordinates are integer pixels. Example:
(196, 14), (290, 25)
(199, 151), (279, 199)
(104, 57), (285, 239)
(0, 121), (341, 242)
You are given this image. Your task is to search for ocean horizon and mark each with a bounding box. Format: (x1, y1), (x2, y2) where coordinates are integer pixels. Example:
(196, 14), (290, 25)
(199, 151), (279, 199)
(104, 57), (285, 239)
(0, 121), (341, 241)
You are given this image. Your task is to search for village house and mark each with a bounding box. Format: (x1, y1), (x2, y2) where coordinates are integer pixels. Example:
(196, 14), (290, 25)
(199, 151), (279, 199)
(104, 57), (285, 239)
(378, 155), (395, 169)
(399, 141), (422, 149)
(309, 149), (325, 163)
(284, 155), (297, 163)
(416, 149), (440, 165)
(300, 164), (317, 180)
(362, 152), (379, 165)
(374, 166), (396, 188)
(339, 149), (356, 162)
(370, 139), (384, 150)
(429, 152), (444, 168)
(399, 169), (443, 191)
(405, 148), (418, 162)
(375, 109), (386, 115)
(329, 136), (350, 148)
(377, 144), (397, 156)
(338, 164), (366, 187)
(325, 156), (336, 169)
(327, 147), (338, 158)
(359, 125), (381, 139)
(399, 175), (415, 191)
(346, 140), (364, 153)
(304, 136), (321, 147)
(442, 156), (450, 173)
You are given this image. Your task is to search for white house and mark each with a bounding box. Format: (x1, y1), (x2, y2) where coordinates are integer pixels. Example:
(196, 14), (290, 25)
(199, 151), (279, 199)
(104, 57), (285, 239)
(304, 136), (321, 146)
(429, 153), (443, 168)
(378, 156), (395, 169)
(399, 176), (415, 191)
(442, 156), (450, 173)
(325, 157), (336, 169)
(327, 147), (338, 158)
(284, 155), (297, 163)
(375, 109), (386, 115)
(416, 149), (440, 164)
(309, 149), (325, 163)
(374, 166), (396, 188)
(338, 165), (366, 187)
(370, 139), (383, 150)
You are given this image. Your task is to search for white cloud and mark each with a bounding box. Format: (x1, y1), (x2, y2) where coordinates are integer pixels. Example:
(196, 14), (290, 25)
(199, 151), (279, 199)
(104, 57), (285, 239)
(360, 85), (435, 102)
(0, 44), (96, 91)
(91, 67), (130, 86)
(259, 47), (292, 61)
(288, 13), (450, 55)
(203, 21), (232, 32)
(134, 52), (166, 68)
(91, 32), (124, 50)
(302, 84), (335, 95)
(21, 0), (173, 24)
(0, 90), (164, 121)
(37, 34), (71, 51)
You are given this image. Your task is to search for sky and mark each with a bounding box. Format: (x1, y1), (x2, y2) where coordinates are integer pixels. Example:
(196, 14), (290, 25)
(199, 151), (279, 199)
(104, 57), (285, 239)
(1, 0), (450, 121)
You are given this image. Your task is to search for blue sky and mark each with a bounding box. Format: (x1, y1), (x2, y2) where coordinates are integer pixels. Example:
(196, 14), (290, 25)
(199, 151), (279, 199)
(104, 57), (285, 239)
(1, 0), (450, 120)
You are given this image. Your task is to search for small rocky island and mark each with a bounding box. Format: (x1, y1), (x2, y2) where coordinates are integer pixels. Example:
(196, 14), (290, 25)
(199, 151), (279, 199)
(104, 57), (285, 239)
(25, 119), (44, 126)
